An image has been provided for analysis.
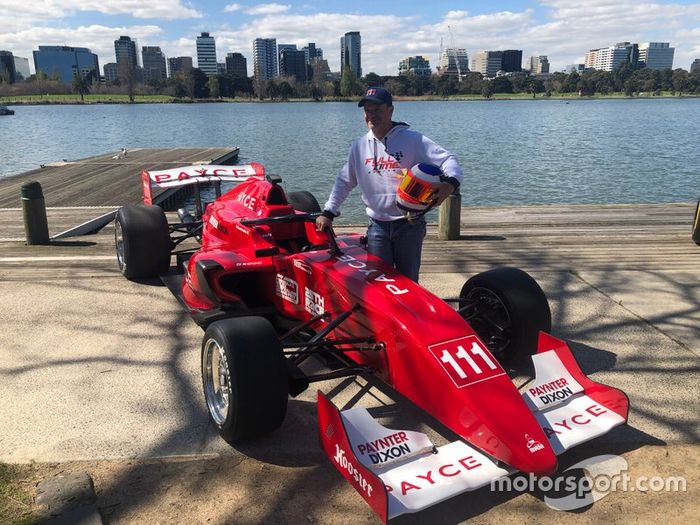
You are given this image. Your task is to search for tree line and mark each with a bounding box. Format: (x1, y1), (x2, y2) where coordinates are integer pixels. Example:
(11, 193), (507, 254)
(1, 62), (699, 100)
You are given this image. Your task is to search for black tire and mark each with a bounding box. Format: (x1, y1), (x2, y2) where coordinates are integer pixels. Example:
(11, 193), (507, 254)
(201, 317), (289, 443)
(114, 204), (171, 280)
(459, 267), (551, 363)
(287, 191), (321, 213)
(692, 200), (700, 246)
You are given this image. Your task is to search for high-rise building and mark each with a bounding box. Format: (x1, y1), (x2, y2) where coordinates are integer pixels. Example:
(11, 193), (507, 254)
(33, 46), (100, 83)
(253, 38), (278, 81)
(528, 55), (550, 74)
(399, 56), (432, 76)
(12, 56), (30, 81)
(0, 51), (16, 83)
(168, 56), (193, 77)
(142, 46), (167, 82)
(584, 42), (645, 71)
(638, 42), (674, 70)
(691, 59), (700, 73)
(565, 64), (586, 74)
(103, 63), (118, 83)
(340, 31), (361, 78)
(584, 45), (631, 71)
(302, 43), (323, 64)
(472, 51), (503, 77)
(225, 53), (247, 77)
(279, 49), (307, 82)
(438, 48), (469, 77)
(115, 36), (138, 72)
(196, 32), (217, 75)
(501, 50), (523, 72)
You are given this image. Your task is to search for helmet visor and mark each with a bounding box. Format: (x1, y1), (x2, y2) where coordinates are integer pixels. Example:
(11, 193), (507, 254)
(399, 172), (437, 204)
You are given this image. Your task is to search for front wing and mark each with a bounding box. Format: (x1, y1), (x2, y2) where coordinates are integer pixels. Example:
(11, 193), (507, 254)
(317, 333), (629, 521)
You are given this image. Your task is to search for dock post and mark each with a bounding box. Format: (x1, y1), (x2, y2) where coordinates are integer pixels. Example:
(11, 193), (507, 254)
(438, 191), (461, 240)
(21, 181), (50, 245)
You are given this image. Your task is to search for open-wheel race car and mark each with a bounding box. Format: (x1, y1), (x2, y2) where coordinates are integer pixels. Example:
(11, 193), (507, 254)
(114, 163), (629, 522)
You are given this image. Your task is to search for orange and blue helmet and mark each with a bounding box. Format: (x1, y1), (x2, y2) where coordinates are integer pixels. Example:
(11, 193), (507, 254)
(397, 163), (443, 214)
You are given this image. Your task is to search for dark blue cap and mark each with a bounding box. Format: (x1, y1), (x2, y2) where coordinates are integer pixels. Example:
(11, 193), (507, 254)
(358, 87), (393, 107)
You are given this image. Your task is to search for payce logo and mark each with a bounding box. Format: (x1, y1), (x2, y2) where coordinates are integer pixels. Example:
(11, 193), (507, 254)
(491, 454), (687, 511)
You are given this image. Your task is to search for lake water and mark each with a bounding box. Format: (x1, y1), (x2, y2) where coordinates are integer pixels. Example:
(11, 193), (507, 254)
(1, 99), (698, 223)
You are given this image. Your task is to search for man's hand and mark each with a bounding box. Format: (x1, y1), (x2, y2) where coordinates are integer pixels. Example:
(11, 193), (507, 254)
(316, 215), (333, 231)
(435, 181), (456, 206)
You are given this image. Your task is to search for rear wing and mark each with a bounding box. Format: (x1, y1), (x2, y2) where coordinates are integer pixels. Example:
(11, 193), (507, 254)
(141, 162), (265, 205)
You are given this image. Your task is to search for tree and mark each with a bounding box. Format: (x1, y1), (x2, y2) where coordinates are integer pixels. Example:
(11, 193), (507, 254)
(364, 72), (381, 86)
(72, 73), (91, 102)
(481, 80), (494, 99)
(509, 72), (529, 93)
(208, 75), (220, 98)
(527, 78), (544, 98)
(192, 68), (210, 98)
(118, 62), (136, 102)
(672, 69), (689, 95)
(340, 68), (360, 97)
(491, 76), (513, 94)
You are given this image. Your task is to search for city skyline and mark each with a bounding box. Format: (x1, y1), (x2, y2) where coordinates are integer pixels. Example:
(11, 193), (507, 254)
(1, 1), (699, 75)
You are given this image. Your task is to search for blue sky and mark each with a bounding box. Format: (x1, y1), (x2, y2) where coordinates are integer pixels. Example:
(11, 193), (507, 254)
(1, 1), (699, 74)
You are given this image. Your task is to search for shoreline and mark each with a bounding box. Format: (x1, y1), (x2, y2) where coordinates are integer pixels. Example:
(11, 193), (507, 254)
(2, 93), (698, 105)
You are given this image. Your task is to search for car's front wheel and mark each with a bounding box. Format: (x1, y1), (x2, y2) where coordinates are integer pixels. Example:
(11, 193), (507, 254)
(459, 267), (551, 364)
(202, 317), (289, 443)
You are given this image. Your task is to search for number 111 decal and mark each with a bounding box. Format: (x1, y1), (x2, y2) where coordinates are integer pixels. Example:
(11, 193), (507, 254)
(428, 335), (505, 388)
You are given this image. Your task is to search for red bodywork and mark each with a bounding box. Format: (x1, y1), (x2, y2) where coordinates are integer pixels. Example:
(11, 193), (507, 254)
(180, 176), (615, 477)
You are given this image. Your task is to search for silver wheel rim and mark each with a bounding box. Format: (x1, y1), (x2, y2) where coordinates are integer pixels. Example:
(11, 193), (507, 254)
(115, 220), (125, 270)
(203, 338), (231, 426)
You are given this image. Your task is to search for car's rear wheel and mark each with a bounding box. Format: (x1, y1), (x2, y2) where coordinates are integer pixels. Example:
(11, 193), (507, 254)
(459, 267), (551, 364)
(202, 317), (289, 443)
(114, 204), (171, 280)
(287, 191), (321, 214)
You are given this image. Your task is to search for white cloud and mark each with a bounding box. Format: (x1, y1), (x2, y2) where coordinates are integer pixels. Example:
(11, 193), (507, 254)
(0, 25), (164, 70)
(0, 0), (201, 32)
(244, 3), (291, 16)
(223, 3), (242, 13)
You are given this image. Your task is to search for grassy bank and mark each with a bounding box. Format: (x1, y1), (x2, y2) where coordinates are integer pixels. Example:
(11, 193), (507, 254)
(1, 91), (696, 105)
(0, 464), (35, 524)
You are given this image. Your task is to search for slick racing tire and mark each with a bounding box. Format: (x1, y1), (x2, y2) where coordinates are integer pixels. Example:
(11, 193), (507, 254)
(114, 204), (171, 280)
(287, 191), (321, 214)
(693, 200), (700, 246)
(201, 317), (289, 444)
(459, 267), (551, 363)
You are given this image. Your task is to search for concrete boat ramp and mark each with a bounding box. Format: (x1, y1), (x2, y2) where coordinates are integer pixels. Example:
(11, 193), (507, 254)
(0, 151), (697, 523)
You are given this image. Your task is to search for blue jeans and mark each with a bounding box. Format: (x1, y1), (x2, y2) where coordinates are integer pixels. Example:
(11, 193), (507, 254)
(367, 217), (427, 282)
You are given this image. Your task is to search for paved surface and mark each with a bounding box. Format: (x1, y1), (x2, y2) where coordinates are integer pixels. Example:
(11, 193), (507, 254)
(0, 203), (698, 522)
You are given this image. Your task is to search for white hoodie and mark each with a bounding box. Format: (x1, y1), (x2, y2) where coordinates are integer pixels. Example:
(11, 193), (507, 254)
(324, 122), (464, 221)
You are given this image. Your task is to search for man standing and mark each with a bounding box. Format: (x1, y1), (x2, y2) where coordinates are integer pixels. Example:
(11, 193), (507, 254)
(315, 87), (463, 281)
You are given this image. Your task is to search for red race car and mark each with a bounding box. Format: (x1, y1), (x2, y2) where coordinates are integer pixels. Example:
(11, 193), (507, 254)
(114, 164), (629, 522)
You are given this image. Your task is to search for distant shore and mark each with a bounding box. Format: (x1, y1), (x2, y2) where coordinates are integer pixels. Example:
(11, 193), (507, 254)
(1, 91), (698, 105)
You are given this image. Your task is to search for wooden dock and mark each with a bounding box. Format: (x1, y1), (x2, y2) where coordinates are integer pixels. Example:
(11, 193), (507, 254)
(0, 147), (239, 208)
(0, 202), (696, 281)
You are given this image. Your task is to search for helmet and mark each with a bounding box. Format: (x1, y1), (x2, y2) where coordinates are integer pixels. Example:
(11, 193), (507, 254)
(396, 163), (443, 214)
